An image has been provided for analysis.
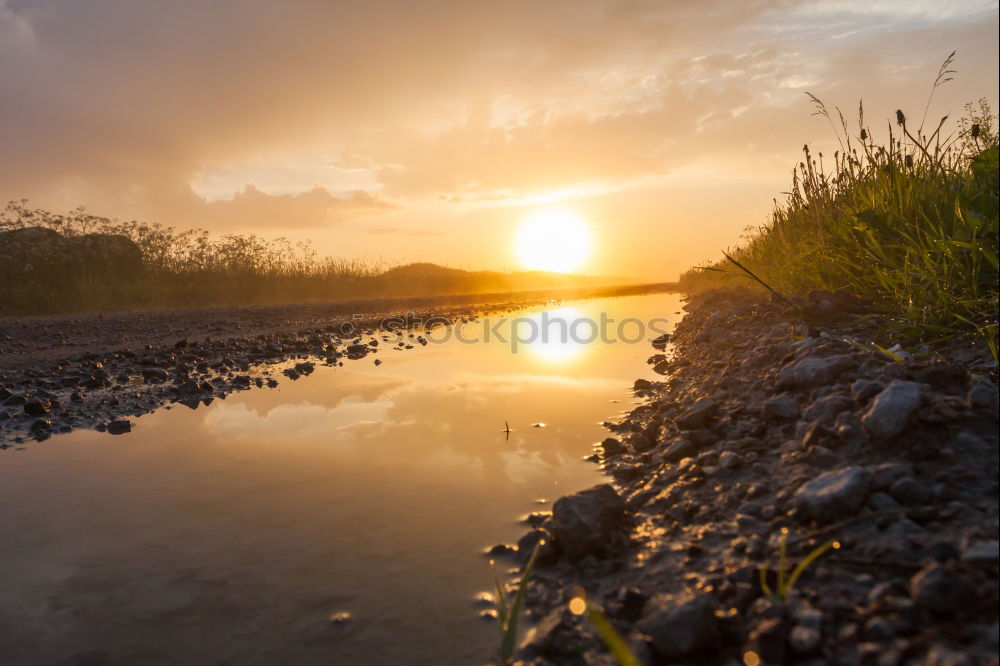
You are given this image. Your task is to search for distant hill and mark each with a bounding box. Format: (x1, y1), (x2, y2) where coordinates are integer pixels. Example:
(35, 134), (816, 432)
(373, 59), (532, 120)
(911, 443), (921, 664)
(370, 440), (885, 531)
(369, 262), (627, 296)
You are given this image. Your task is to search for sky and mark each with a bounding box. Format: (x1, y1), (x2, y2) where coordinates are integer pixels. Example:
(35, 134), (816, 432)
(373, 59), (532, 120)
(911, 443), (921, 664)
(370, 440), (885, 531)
(1, 0), (998, 280)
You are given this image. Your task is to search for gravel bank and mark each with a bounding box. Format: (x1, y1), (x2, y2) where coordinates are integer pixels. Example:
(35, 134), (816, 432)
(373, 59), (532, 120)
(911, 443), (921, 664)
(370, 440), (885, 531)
(507, 288), (998, 665)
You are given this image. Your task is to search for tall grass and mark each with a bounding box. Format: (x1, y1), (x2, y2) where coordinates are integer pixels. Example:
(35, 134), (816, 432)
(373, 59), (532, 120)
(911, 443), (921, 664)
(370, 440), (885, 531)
(681, 66), (998, 356)
(1, 200), (391, 314)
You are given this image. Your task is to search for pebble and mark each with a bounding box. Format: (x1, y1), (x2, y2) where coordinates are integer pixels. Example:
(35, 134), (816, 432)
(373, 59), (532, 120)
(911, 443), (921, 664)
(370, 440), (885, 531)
(862, 380), (923, 439)
(793, 466), (871, 522)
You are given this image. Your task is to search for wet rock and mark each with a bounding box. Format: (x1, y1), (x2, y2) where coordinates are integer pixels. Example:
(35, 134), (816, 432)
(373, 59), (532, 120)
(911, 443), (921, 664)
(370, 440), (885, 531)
(611, 586), (647, 622)
(910, 563), (968, 614)
(30, 418), (52, 431)
(550, 484), (626, 562)
(141, 367), (168, 383)
(23, 398), (52, 416)
(763, 394), (799, 421)
(487, 543), (517, 557)
(3, 393), (27, 406)
(346, 344), (370, 359)
(633, 378), (653, 392)
(600, 437), (624, 456)
(651, 333), (670, 349)
(793, 466), (871, 522)
(676, 399), (719, 430)
(106, 419), (132, 435)
(516, 529), (557, 566)
(776, 354), (852, 389)
(639, 592), (718, 661)
(661, 437), (698, 463)
(862, 380), (923, 439)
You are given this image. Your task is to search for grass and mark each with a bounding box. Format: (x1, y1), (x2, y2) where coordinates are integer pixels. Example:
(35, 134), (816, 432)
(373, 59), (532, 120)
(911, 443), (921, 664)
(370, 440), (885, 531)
(490, 541), (543, 664)
(680, 58), (999, 358)
(0, 199), (390, 314)
(758, 528), (840, 603)
(569, 590), (642, 666)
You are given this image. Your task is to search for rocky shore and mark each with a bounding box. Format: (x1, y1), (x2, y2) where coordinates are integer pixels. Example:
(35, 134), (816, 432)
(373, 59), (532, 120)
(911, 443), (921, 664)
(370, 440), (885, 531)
(509, 289), (998, 665)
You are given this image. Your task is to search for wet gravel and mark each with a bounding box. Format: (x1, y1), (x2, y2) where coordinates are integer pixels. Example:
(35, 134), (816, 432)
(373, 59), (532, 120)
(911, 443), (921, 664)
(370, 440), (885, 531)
(0, 284), (674, 446)
(500, 288), (999, 665)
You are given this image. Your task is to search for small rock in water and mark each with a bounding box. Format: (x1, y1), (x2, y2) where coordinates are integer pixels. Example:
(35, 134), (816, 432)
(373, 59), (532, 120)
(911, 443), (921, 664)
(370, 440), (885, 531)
(106, 419), (132, 435)
(633, 378), (653, 392)
(551, 484), (626, 562)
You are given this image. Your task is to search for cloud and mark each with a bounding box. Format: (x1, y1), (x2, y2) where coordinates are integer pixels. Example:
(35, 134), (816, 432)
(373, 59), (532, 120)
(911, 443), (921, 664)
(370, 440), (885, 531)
(0, 0), (995, 265)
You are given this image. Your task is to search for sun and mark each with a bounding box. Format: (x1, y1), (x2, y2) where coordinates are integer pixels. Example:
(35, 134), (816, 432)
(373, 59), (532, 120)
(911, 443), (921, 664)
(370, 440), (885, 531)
(515, 208), (592, 273)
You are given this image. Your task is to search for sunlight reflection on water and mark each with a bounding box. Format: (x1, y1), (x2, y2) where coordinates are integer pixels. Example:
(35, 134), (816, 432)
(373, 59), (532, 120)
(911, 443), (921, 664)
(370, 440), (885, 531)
(0, 293), (684, 665)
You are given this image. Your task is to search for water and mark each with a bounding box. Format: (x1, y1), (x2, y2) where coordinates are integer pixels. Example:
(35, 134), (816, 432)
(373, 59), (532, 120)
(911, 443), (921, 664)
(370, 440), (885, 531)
(0, 293), (684, 665)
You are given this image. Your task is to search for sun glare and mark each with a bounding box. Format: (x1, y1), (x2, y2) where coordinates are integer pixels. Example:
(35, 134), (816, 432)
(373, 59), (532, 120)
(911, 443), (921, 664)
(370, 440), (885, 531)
(515, 208), (592, 273)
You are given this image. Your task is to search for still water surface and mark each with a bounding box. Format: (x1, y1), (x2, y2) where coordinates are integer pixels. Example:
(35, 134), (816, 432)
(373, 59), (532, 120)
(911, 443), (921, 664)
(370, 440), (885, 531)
(0, 293), (683, 665)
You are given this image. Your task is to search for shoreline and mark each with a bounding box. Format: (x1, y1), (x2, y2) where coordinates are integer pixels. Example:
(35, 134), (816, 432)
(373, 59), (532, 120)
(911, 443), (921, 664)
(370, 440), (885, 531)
(0, 282), (676, 444)
(509, 288), (998, 665)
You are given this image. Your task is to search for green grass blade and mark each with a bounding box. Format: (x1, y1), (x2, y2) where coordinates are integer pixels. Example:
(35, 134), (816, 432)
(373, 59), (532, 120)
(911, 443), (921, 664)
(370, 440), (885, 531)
(784, 540), (840, 595)
(499, 541), (543, 662)
(586, 604), (642, 666)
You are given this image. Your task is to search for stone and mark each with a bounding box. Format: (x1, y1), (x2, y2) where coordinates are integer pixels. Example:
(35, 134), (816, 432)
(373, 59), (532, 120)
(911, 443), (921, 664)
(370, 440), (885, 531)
(776, 355), (852, 389)
(676, 399), (719, 430)
(662, 438), (698, 463)
(763, 394), (799, 421)
(870, 462), (913, 491)
(888, 476), (930, 505)
(793, 466), (871, 522)
(23, 398), (52, 416)
(868, 492), (901, 511)
(789, 625), (821, 653)
(861, 380), (923, 439)
(961, 541), (999, 569)
(633, 378), (653, 392)
(910, 563), (967, 614)
(550, 484), (626, 561)
(719, 451), (742, 469)
(746, 617), (788, 665)
(803, 394), (854, 425)
(852, 379), (884, 403)
(639, 592), (718, 661)
(106, 419), (132, 435)
(600, 437), (624, 456)
(967, 381), (998, 413)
